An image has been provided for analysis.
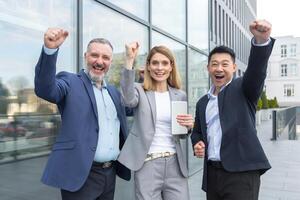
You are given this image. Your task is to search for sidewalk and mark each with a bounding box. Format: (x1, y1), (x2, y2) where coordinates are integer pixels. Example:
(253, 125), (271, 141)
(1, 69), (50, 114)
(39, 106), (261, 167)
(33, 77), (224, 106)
(257, 120), (300, 200)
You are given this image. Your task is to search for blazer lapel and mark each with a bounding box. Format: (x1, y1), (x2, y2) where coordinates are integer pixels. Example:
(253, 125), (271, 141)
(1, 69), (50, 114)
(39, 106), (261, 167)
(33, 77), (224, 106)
(145, 90), (156, 126)
(168, 86), (180, 101)
(200, 96), (209, 141)
(78, 70), (98, 119)
(217, 87), (226, 115)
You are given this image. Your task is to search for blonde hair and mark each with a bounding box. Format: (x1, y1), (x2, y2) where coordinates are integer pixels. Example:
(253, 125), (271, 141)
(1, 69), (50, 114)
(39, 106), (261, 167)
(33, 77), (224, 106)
(143, 46), (182, 91)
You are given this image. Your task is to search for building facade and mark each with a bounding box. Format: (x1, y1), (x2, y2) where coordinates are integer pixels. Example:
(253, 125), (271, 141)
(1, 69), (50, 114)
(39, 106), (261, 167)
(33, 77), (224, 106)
(265, 36), (300, 107)
(210, 0), (257, 76)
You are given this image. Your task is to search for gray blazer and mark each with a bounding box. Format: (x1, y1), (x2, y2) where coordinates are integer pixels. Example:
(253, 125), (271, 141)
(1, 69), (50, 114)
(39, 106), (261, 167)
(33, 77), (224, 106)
(118, 68), (188, 177)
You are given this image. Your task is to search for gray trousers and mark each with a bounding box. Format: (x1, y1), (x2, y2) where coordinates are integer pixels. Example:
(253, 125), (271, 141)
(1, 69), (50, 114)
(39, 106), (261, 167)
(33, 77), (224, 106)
(134, 155), (190, 200)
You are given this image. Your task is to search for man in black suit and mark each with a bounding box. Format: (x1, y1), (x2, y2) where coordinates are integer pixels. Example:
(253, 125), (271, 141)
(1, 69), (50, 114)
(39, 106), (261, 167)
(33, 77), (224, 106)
(191, 20), (274, 200)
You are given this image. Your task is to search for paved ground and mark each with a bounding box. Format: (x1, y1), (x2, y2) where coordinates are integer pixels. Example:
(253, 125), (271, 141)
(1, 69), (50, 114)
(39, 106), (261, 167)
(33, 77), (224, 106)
(0, 120), (299, 200)
(257, 120), (300, 200)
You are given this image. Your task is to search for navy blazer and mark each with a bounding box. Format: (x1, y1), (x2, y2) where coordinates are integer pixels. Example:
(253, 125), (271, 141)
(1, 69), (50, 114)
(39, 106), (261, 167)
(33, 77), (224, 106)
(34, 49), (130, 192)
(191, 39), (275, 192)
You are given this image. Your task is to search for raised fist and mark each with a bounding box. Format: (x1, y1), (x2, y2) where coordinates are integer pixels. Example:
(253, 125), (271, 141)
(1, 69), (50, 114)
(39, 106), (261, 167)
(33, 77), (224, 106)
(249, 20), (272, 44)
(44, 28), (69, 49)
(125, 42), (139, 69)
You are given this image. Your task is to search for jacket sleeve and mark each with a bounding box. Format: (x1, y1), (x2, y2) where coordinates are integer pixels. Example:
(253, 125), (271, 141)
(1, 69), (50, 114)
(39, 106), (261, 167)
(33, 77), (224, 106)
(34, 48), (70, 104)
(242, 38), (275, 103)
(120, 68), (140, 108)
(190, 101), (204, 147)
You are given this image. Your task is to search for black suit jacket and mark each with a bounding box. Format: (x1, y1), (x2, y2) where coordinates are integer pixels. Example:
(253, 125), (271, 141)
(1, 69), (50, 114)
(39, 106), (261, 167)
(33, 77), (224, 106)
(191, 38), (275, 192)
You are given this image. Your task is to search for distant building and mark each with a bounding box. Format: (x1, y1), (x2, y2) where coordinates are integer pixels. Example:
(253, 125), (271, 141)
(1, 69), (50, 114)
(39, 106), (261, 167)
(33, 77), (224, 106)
(210, 0), (257, 76)
(265, 36), (300, 107)
(6, 88), (57, 115)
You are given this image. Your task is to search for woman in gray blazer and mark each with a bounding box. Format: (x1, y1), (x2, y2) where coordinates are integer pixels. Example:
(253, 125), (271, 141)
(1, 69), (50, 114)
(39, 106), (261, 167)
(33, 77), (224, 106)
(118, 43), (194, 200)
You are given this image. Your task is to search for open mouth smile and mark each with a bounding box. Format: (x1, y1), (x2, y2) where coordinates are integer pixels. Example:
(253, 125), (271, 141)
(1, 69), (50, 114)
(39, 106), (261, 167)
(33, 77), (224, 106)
(92, 64), (105, 73)
(154, 71), (166, 77)
(215, 74), (225, 80)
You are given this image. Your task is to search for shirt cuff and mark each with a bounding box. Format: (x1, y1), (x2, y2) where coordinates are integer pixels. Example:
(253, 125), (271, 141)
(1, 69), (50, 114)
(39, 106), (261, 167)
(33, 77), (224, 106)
(43, 45), (58, 55)
(251, 37), (271, 46)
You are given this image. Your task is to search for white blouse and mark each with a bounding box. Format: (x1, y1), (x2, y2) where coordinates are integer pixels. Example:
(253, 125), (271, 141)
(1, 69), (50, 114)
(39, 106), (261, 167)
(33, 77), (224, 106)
(148, 91), (176, 154)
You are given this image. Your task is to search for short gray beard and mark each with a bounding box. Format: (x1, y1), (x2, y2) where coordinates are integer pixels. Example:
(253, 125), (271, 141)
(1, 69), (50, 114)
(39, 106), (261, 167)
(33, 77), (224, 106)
(89, 70), (105, 84)
(85, 62), (106, 86)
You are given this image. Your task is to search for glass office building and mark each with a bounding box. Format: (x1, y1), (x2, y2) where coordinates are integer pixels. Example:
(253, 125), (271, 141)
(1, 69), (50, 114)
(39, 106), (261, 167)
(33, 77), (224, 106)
(0, 0), (210, 199)
(210, 0), (257, 76)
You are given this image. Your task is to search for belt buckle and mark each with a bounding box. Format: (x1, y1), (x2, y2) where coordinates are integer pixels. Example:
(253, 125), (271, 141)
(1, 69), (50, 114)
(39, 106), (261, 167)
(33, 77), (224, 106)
(145, 153), (158, 162)
(162, 152), (171, 158)
(102, 161), (112, 168)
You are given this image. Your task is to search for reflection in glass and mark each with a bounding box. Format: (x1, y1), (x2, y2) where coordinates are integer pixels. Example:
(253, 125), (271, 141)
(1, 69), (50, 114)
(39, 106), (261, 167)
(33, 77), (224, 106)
(83, 1), (149, 88)
(0, 0), (75, 161)
(152, 31), (186, 90)
(0, 114), (61, 158)
(188, 48), (208, 175)
(106, 0), (149, 21)
(188, 0), (209, 52)
(152, 0), (186, 40)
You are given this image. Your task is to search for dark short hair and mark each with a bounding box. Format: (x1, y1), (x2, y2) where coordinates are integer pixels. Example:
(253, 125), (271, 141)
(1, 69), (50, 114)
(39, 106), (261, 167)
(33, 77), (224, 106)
(87, 38), (113, 52)
(208, 45), (235, 63)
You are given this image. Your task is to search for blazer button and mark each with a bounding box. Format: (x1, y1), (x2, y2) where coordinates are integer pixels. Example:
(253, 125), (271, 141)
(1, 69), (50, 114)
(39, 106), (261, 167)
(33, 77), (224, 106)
(91, 147), (96, 152)
(96, 128), (99, 132)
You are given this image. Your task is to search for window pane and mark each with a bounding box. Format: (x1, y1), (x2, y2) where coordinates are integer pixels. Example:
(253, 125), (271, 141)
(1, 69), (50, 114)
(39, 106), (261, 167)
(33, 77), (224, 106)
(83, 1), (149, 88)
(187, 49), (208, 175)
(106, 0), (149, 21)
(188, 0), (209, 51)
(290, 44), (296, 57)
(188, 50), (208, 116)
(152, 0), (186, 40)
(152, 31), (186, 90)
(0, 0), (75, 159)
(281, 45), (287, 57)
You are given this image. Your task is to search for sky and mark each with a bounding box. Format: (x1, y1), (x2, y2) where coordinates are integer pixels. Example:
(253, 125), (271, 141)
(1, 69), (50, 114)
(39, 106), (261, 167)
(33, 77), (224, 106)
(257, 0), (300, 37)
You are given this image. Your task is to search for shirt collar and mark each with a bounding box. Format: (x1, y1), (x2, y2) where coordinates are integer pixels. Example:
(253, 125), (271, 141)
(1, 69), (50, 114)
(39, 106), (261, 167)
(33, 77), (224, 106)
(84, 70), (107, 89)
(207, 78), (233, 99)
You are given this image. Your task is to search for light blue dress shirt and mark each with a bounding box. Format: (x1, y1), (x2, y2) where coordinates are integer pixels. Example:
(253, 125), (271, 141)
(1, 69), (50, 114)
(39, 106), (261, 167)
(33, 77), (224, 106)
(43, 46), (120, 162)
(91, 79), (120, 162)
(206, 84), (228, 161)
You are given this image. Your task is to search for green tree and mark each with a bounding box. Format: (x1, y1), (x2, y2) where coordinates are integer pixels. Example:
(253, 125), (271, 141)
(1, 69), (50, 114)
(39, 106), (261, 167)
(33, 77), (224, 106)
(257, 98), (262, 110)
(267, 97), (279, 108)
(0, 81), (10, 114)
(261, 91), (269, 109)
(268, 99), (274, 108)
